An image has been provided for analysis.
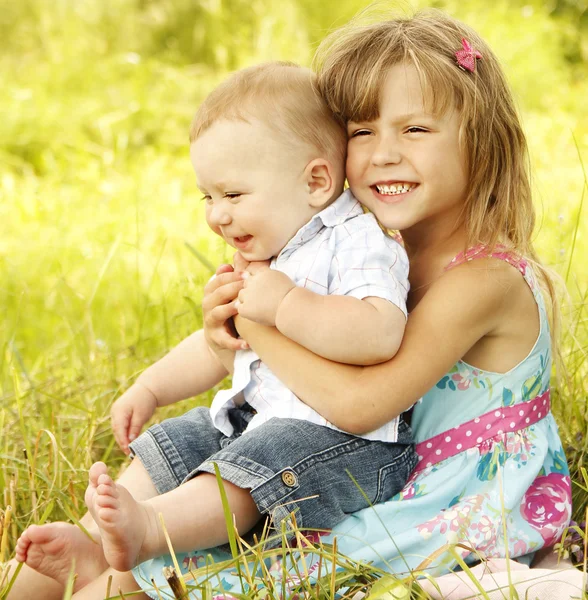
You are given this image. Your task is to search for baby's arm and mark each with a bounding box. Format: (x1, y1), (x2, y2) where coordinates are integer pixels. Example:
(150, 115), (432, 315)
(111, 329), (229, 453)
(237, 230), (408, 365)
(279, 289), (405, 364)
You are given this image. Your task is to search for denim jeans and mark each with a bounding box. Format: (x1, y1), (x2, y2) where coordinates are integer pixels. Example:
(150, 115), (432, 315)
(130, 405), (417, 536)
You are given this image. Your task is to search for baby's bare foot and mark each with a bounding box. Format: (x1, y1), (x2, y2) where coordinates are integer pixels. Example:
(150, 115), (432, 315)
(85, 461), (158, 571)
(14, 522), (107, 591)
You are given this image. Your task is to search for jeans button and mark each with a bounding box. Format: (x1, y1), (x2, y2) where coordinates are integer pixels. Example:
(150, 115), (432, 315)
(281, 470), (298, 487)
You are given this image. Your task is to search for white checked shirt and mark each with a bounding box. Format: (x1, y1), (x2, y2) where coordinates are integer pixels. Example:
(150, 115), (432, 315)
(209, 190), (410, 443)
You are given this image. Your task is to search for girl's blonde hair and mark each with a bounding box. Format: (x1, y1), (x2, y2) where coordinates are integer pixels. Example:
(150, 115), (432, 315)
(314, 9), (561, 346)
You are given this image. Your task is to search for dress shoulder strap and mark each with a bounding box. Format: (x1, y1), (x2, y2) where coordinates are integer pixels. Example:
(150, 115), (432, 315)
(446, 244), (527, 276)
(445, 243), (544, 312)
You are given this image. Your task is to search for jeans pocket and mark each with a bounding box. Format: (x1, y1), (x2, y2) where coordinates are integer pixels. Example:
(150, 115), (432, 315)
(373, 445), (418, 504)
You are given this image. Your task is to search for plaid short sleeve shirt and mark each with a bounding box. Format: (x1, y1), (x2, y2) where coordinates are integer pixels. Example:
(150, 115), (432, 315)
(209, 190), (410, 443)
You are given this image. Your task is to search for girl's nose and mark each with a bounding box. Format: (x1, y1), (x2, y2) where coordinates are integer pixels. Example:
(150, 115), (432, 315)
(371, 136), (402, 167)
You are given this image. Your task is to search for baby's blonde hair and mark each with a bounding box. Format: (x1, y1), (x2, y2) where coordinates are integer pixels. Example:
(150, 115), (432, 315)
(189, 62), (347, 179)
(314, 9), (561, 347)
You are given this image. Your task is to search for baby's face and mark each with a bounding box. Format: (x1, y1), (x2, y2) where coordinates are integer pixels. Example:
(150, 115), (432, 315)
(191, 118), (318, 261)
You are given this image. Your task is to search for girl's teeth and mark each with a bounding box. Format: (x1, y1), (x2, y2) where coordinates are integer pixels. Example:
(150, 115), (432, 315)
(376, 183), (415, 195)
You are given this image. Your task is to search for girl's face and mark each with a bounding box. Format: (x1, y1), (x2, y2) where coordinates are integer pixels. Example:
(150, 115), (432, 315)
(345, 63), (468, 236)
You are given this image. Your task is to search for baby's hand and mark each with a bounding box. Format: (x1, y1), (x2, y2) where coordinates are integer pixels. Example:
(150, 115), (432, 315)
(110, 382), (158, 455)
(236, 270), (295, 326)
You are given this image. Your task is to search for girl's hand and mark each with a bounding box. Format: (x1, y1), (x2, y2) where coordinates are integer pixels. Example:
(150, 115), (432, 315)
(111, 382), (158, 454)
(202, 266), (246, 352)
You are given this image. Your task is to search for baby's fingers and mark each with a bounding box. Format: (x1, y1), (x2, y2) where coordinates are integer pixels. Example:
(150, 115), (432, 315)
(128, 414), (146, 447)
(111, 411), (131, 453)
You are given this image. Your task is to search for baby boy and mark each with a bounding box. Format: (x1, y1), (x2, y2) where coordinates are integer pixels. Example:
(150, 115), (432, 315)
(16, 62), (417, 578)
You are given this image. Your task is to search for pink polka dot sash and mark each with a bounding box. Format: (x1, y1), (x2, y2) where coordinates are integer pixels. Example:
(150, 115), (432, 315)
(414, 390), (550, 473)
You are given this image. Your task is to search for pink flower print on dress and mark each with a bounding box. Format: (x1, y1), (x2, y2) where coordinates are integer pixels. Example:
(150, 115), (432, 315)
(473, 515), (496, 546)
(417, 497), (481, 539)
(401, 482), (417, 500)
(513, 538), (531, 557)
(520, 473), (572, 545)
(437, 364), (485, 392)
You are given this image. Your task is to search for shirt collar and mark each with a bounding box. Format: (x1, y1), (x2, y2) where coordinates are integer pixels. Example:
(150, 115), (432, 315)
(276, 190), (364, 260)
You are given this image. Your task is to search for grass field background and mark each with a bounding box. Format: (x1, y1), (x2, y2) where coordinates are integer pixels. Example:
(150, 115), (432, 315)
(0, 0), (586, 591)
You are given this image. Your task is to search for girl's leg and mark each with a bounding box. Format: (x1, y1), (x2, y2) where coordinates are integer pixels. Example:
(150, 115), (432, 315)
(6, 458), (158, 600)
(87, 462), (261, 571)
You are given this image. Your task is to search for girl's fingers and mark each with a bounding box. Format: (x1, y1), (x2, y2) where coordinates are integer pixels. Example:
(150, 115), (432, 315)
(216, 263), (234, 276)
(232, 252), (250, 272)
(209, 301), (239, 324)
(203, 281), (245, 313)
(203, 271), (243, 295)
(215, 330), (247, 351)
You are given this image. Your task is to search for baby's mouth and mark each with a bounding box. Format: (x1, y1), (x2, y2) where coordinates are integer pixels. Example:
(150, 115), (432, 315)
(233, 235), (253, 248)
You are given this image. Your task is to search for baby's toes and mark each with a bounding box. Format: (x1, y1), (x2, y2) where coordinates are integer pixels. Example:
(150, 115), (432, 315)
(95, 492), (119, 511)
(96, 505), (119, 524)
(97, 473), (117, 493)
(88, 461), (108, 487)
(14, 533), (31, 562)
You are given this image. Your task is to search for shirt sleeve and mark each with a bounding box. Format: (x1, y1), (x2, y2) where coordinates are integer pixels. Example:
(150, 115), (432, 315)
(329, 215), (410, 316)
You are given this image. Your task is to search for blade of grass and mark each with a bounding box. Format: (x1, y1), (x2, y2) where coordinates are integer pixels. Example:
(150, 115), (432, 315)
(565, 135), (587, 284)
(184, 242), (216, 275)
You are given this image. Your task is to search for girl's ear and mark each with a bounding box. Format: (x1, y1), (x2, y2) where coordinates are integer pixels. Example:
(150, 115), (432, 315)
(304, 158), (339, 209)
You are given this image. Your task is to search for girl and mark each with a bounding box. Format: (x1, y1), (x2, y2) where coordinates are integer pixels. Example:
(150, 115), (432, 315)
(135, 8), (574, 595)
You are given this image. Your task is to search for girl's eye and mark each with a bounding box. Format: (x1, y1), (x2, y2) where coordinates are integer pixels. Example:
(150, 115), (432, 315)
(406, 126), (428, 134)
(202, 195), (212, 205)
(225, 193), (242, 202)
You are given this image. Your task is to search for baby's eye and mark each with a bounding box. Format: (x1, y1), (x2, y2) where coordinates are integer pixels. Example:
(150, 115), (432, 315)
(349, 129), (372, 138)
(225, 193), (242, 202)
(201, 194), (212, 204)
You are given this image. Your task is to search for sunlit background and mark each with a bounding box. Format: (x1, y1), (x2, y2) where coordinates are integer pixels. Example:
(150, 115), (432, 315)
(0, 0), (586, 536)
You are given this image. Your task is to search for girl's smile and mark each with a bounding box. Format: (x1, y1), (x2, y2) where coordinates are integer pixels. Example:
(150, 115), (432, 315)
(371, 181), (419, 204)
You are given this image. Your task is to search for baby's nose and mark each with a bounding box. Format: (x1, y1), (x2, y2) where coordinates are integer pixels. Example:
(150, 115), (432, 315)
(208, 204), (232, 227)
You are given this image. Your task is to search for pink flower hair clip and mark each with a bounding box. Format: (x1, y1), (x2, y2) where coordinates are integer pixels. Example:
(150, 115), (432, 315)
(455, 38), (482, 73)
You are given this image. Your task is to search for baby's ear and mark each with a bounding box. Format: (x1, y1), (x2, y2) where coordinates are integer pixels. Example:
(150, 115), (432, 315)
(305, 158), (338, 208)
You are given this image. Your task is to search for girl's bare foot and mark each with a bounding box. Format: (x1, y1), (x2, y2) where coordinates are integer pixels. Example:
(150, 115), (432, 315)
(14, 522), (108, 591)
(85, 461), (160, 571)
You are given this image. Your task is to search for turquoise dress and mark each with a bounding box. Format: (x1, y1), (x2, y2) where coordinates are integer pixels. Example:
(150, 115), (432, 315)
(133, 248), (572, 597)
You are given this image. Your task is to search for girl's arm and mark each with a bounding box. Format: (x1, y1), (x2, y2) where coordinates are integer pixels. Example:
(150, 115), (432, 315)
(235, 260), (516, 435)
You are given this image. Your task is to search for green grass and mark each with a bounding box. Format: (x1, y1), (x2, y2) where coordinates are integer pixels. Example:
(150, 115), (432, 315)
(0, 0), (587, 597)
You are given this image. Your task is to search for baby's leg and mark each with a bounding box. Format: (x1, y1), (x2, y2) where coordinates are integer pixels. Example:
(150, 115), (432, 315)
(86, 462), (261, 571)
(8, 458), (158, 600)
(70, 567), (149, 600)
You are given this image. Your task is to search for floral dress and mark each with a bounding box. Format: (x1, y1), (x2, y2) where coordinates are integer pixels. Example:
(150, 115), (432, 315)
(133, 248), (572, 597)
